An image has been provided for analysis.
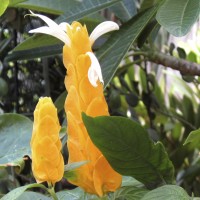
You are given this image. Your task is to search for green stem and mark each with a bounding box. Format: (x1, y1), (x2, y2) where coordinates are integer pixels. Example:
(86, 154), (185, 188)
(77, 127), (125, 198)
(47, 183), (58, 200)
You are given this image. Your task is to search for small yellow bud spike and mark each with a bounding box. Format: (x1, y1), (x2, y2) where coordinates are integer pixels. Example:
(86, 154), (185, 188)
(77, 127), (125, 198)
(63, 22), (122, 196)
(30, 97), (64, 185)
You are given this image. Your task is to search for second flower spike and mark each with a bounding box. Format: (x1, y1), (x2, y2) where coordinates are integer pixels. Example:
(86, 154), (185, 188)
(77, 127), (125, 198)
(30, 97), (64, 185)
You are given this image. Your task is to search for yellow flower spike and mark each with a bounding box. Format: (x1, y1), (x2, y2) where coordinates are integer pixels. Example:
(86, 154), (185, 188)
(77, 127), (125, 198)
(31, 97), (64, 185)
(29, 12), (121, 196)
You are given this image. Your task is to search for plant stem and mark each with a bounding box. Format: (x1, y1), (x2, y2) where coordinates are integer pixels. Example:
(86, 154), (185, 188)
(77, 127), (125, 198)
(47, 183), (58, 200)
(145, 50), (200, 76)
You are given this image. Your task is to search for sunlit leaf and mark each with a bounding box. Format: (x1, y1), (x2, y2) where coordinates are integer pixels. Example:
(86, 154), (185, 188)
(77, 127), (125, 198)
(8, 0), (27, 7)
(184, 129), (200, 149)
(0, 0), (9, 17)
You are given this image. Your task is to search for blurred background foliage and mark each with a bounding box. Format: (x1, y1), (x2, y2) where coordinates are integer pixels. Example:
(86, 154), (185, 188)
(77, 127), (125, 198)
(0, 0), (200, 198)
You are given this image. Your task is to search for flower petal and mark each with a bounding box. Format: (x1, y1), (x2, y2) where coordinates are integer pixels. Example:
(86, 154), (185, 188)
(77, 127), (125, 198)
(29, 11), (58, 28)
(86, 52), (104, 87)
(59, 22), (72, 32)
(89, 21), (119, 45)
(29, 11), (70, 46)
(88, 67), (98, 87)
(29, 26), (70, 44)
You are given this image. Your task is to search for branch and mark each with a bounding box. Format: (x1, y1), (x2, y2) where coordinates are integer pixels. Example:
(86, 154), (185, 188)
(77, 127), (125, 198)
(144, 50), (200, 76)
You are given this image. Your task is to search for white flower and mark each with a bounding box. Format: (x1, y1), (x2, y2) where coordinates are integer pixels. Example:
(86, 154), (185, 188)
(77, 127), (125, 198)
(87, 52), (104, 87)
(29, 11), (71, 46)
(29, 11), (119, 87)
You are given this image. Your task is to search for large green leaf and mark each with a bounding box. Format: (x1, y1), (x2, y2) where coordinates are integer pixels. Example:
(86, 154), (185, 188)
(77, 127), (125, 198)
(56, 188), (85, 200)
(5, 43), (63, 61)
(13, 35), (62, 52)
(96, 5), (159, 87)
(1, 183), (47, 200)
(156, 0), (200, 36)
(121, 176), (144, 187)
(14, 0), (121, 16)
(56, 187), (104, 200)
(8, 0), (27, 7)
(184, 129), (200, 149)
(16, 191), (51, 200)
(56, 0), (121, 23)
(109, 0), (137, 22)
(82, 114), (174, 188)
(114, 186), (149, 200)
(140, 0), (161, 10)
(141, 185), (190, 200)
(0, 114), (32, 166)
(13, 0), (76, 14)
(0, 0), (9, 17)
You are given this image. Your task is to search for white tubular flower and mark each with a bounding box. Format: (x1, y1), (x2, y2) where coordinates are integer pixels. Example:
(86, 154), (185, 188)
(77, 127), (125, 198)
(28, 11), (71, 46)
(87, 52), (104, 87)
(89, 21), (119, 46)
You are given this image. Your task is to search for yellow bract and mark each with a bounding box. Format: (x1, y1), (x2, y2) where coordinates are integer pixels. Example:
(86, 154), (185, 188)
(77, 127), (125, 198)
(31, 97), (64, 185)
(64, 22), (122, 196)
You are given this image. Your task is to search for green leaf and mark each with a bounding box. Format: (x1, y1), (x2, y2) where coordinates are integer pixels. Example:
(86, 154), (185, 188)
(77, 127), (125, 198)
(122, 176), (144, 187)
(13, 35), (62, 52)
(156, 0), (200, 36)
(0, 0), (9, 17)
(57, 188), (106, 200)
(0, 114), (32, 166)
(0, 78), (8, 97)
(141, 185), (190, 200)
(6, 35), (63, 61)
(82, 114), (174, 188)
(57, 0), (121, 23)
(109, 0), (137, 22)
(140, 0), (161, 11)
(54, 91), (67, 113)
(114, 186), (149, 200)
(184, 129), (200, 149)
(64, 161), (89, 180)
(6, 43), (63, 62)
(8, 0), (27, 7)
(96, 5), (159, 87)
(13, 0), (68, 14)
(1, 183), (47, 200)
(16, 191), (51, 200)
(56, 188), (84, 200)
(15, 0), (121, 16)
